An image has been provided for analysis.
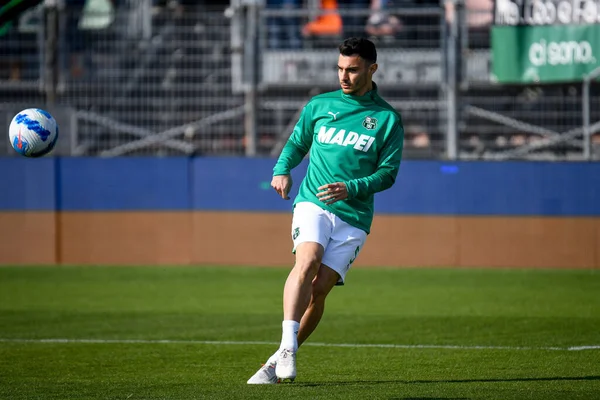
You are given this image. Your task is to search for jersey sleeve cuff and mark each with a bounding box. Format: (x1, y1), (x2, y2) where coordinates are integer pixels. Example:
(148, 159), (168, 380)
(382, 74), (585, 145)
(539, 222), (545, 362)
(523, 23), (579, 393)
(272, 166), (290, 176)
(344, 180), (357, 199)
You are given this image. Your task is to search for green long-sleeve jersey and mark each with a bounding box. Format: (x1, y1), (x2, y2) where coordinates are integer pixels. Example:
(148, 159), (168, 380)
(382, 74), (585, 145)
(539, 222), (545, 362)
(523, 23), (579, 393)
(273, 83), (404, 234)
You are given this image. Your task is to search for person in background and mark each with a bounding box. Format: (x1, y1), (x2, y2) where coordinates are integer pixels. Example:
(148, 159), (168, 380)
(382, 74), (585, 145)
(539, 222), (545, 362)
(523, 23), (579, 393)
(267, 0), (302, 49)
(302, 0), (342, 38)
(365, 0), (401, 38)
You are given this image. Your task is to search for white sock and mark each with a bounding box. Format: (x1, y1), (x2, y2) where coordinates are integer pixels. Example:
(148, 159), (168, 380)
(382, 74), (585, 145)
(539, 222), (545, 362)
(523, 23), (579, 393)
(280, 320), (300, 352)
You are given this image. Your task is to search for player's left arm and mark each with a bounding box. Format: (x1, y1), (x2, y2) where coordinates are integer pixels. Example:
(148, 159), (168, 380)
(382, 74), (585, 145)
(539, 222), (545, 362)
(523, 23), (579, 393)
(317, 119), (404, 204)
(344, 119), (404, 198)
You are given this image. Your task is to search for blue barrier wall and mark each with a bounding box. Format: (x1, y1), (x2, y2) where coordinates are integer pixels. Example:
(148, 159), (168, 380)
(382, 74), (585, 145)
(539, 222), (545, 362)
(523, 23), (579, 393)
(59, 157), (191, 211)
(0, 158), (56, 211)
(1, 157), (599, 215)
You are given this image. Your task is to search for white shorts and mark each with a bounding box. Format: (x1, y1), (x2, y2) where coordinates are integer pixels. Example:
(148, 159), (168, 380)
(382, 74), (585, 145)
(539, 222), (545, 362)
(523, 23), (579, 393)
(291, 201), (367, 285)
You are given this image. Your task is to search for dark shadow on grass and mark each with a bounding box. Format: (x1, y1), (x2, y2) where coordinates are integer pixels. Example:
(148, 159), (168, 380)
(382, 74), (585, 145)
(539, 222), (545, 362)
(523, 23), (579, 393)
(390, 398), (470, 400)
(389, 397), (470, 400)
(295, 375), (600, 387)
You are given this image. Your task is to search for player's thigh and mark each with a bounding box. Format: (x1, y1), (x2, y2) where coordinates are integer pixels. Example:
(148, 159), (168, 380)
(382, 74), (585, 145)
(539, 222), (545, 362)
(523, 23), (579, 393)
(291, 202), (333, 252)
(295, 241), (325, 269)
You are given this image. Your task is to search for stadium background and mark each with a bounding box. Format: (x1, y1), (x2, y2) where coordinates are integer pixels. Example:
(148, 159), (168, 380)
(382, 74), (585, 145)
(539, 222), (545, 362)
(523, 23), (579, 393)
(1, 0), (599, 269)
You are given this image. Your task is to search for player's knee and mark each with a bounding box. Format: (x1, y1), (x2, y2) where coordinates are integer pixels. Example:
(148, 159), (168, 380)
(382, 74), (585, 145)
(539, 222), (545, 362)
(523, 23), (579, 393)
(294, 256), (321, 278)
(294, 242), (324, 279)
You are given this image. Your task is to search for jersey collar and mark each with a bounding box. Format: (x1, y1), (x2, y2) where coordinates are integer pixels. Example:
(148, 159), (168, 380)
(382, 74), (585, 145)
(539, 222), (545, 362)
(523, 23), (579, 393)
(340, 82), (378, 106)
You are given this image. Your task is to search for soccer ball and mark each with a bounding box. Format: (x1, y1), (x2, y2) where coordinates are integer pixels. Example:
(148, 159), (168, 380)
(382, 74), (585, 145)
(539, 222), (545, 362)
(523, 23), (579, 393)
(9, 108), (59, 157)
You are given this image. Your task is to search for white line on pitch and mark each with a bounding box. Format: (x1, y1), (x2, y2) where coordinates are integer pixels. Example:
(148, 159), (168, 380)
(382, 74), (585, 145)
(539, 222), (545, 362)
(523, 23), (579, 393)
(0, 338), (598, 351)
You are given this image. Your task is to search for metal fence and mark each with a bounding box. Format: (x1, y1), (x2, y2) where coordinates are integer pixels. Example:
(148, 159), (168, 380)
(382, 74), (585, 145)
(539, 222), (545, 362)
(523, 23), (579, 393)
(256, 4), (448, 159)
(0, 0), (599, 160)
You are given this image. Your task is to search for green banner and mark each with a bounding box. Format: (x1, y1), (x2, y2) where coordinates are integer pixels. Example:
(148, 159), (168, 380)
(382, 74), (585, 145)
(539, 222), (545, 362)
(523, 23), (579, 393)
(491, 24), (600, 84)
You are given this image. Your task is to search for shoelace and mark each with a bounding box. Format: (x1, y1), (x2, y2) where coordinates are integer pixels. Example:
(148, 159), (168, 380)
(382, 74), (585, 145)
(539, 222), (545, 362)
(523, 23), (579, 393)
(279, 350), (295, 363)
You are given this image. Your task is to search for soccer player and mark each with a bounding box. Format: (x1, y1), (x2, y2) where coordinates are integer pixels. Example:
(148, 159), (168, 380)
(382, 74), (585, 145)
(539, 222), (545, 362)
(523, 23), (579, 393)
(247, 37), (404, 384)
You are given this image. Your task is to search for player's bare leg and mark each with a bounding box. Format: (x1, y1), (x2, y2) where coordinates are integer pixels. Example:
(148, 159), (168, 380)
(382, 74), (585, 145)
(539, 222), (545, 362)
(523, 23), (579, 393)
(248, 242), (323, 384)
(249, 260), (339, 384)
(297, 264), (340, 347)
(276, 242), (324, 381)
(283, 242), (324, 322)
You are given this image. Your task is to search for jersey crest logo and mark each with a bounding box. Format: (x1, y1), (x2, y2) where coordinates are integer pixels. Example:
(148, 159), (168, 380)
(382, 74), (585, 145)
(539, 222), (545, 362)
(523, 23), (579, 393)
(363, 116), (377, 130)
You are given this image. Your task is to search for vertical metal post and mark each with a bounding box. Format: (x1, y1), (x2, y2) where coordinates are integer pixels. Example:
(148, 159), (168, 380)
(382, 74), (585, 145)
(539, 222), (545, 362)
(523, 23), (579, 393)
(228, 0), (244, 93)
(243, 1), (259, 157)
(141, 0), (152, 40)
(582, 66), (600, 161)
(70, 110), (78, 155)
(583, 76), (590, 160)
(43, 0), (60, 106)
(445, 0), (459, 160)
(459, 0), (468, 92)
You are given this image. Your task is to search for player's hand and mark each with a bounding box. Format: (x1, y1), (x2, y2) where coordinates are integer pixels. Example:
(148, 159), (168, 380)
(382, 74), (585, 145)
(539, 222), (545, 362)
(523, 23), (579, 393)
(271, 175), (292, 200)
(317, 182), (348, 205)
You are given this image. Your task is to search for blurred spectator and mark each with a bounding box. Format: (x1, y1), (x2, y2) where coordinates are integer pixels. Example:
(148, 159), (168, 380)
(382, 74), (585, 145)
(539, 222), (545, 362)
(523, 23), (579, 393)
(65, 0), (89, 78)
(445, 0), (492, 48)
(467, 134), (483, 154)
(338, 0), (369, 38)
(65, 0), (116, 78)
(495, 135), (508, 148)
(152, 0), (184, 18)
(528, 135), (545, 145)
(412, 131), (430, 148)
(364, 0), (401, 38)
(267, 0), (302, 49)
(405, 124), (431, 148)
(303, 0), (405, 41)
(302, 0), (342, 38)
(445, 0), (492, 28)
(510, 134), (527, 147)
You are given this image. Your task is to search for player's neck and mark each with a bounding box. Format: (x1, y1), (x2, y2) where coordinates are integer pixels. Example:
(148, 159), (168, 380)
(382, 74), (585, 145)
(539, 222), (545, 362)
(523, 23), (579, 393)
(354, 82), (373, 97)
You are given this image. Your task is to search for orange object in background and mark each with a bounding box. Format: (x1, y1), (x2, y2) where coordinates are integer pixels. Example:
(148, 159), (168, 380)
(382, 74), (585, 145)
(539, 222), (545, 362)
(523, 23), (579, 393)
(302, 0), (342, 36)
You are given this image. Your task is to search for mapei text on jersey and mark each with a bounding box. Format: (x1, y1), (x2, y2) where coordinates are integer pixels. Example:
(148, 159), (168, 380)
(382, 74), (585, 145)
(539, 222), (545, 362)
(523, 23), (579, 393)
(317, 126), (376, 152)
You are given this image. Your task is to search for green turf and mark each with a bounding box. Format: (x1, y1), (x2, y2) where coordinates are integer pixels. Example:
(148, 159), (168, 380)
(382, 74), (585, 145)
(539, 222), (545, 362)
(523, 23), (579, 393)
(0, 265), (599, 399)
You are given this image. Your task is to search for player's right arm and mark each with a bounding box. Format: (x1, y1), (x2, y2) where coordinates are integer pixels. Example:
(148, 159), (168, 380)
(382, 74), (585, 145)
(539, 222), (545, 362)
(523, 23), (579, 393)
(273, 102), (315, 176)
(271, 102), (315, 199)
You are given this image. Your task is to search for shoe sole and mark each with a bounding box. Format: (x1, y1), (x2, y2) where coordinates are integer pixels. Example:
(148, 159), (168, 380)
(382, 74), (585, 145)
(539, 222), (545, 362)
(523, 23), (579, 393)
(276, 372), (296, 380)
(276, 370), (296, 382)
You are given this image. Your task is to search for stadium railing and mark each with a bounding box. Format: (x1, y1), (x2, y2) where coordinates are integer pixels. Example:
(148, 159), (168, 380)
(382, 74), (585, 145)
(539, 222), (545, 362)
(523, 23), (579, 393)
(0, 0), (598, 160)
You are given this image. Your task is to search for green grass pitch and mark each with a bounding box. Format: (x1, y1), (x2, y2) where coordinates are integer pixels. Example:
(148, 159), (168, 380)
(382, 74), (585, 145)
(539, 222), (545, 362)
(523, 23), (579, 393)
(0, 265), (599, 399)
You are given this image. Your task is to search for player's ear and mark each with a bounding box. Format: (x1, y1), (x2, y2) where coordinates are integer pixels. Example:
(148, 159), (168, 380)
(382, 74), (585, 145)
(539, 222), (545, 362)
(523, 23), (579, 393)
(369, 63), (378, 75)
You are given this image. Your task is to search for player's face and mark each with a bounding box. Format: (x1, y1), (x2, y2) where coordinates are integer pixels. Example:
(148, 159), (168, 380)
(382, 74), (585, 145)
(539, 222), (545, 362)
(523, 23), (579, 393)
(337, 54), (377, 96)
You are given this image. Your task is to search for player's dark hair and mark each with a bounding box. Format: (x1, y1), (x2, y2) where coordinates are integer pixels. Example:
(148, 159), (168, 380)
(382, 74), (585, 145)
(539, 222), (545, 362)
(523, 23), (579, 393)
(339, 37), (377, 64)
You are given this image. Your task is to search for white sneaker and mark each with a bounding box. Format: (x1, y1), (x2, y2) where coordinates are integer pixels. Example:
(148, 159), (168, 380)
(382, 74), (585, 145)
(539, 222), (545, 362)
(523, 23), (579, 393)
(275, 349), (296, 381)
(247, 362), (280, 384)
